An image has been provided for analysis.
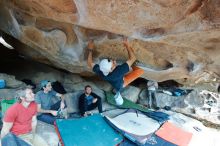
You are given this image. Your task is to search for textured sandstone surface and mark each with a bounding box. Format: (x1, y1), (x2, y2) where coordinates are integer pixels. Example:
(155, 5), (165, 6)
(0, 0), (219, 85)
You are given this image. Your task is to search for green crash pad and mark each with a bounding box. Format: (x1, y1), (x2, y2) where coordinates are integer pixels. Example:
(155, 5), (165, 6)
(55, 114), (123, 146)
(106, 92), (151, 113)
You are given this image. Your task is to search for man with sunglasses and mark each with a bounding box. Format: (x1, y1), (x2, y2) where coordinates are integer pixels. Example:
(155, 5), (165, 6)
(87, 39), (141, 105)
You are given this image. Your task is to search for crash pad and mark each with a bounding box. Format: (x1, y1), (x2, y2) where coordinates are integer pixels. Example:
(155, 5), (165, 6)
(106, 92), (151, 113)
(105, 109), (160, 145)
(145, 134), (177, 146)
(123, 66), (144, 87)
(155, 122), (192, 146)
(54, 114), (123, 146)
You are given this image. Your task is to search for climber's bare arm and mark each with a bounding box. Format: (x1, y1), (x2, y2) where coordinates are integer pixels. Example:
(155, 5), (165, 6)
(123, 38), (136, 67)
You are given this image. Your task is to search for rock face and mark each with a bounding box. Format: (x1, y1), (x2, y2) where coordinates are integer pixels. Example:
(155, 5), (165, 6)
(0, 0), (220, 85)
(0, 73), (25, 88)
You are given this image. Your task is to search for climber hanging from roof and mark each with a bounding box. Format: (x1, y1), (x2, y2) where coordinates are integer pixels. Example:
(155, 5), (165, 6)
(87, 38), (144, 105)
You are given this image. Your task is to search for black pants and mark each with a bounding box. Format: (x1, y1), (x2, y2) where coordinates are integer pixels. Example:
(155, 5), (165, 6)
(79, 97), (102, 116)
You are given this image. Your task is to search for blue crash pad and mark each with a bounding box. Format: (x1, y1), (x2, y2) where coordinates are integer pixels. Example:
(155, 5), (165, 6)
(55, 114), (123, 146)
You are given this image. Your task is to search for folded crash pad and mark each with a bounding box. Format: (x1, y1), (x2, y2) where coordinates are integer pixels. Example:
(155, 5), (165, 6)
(105, 109), (160, 145)
(55, 114), (123, 146)
(123, 66), (144, 87)
(155, 122), (192, 146)
(106, 92), (151, 113)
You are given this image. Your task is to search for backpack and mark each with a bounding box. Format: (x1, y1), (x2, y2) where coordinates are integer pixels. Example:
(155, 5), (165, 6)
(52, 81), (67, 94)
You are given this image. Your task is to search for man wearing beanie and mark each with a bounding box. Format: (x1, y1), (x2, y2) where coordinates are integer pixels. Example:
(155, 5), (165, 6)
(35, 80), (67, 125)
(87, 38), (139, 105)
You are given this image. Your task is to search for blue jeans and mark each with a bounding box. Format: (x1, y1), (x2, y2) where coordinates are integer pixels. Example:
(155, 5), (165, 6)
(1, 133), (31, 146)
(37, 100), (67, 125)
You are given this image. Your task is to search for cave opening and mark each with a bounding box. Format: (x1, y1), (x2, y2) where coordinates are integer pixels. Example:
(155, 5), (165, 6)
(0, 34), (69, 82)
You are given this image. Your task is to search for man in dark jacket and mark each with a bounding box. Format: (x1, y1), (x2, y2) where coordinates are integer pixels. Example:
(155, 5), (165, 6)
(78, 85), (103, 117)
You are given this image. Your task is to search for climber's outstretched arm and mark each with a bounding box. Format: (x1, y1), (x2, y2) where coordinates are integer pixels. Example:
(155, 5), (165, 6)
(123, 38), (136, 67)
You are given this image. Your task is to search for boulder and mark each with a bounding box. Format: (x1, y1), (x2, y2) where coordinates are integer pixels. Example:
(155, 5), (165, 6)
(121, 86), (141, 103)
(0, 0), (219, 85)
(0, 73), (25, 88)
(156, 92), (186, 108)
(0, 89), (18, 99)
(138, 88), (148, 106)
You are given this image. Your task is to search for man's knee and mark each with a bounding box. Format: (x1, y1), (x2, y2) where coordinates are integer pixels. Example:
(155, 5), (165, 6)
(37, 114), (56, 125)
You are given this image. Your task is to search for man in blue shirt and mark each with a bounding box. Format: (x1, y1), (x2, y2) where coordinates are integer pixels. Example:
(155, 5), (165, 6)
(35, 80), (67, 125)
(87, 38), (137, 105)
(78, 85), (102, 117)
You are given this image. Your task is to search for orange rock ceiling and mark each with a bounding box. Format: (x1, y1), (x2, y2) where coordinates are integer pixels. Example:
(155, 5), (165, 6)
(0, 0), (219, 84)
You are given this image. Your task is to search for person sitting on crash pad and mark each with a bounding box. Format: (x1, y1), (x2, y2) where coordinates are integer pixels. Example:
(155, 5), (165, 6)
(87, 38), (144, 105)
(35, 80), (67, 125)
(78, 85), (103, 117)
(1, 88), (48, 146)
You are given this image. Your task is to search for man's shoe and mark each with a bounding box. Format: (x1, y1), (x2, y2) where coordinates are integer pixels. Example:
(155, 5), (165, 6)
(58, 108), (68, 119)
(87, 111), (93, 116)
(114, 93), (124, 105)
(154, 107), (160, 110)
(163, 106), (171, 111)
